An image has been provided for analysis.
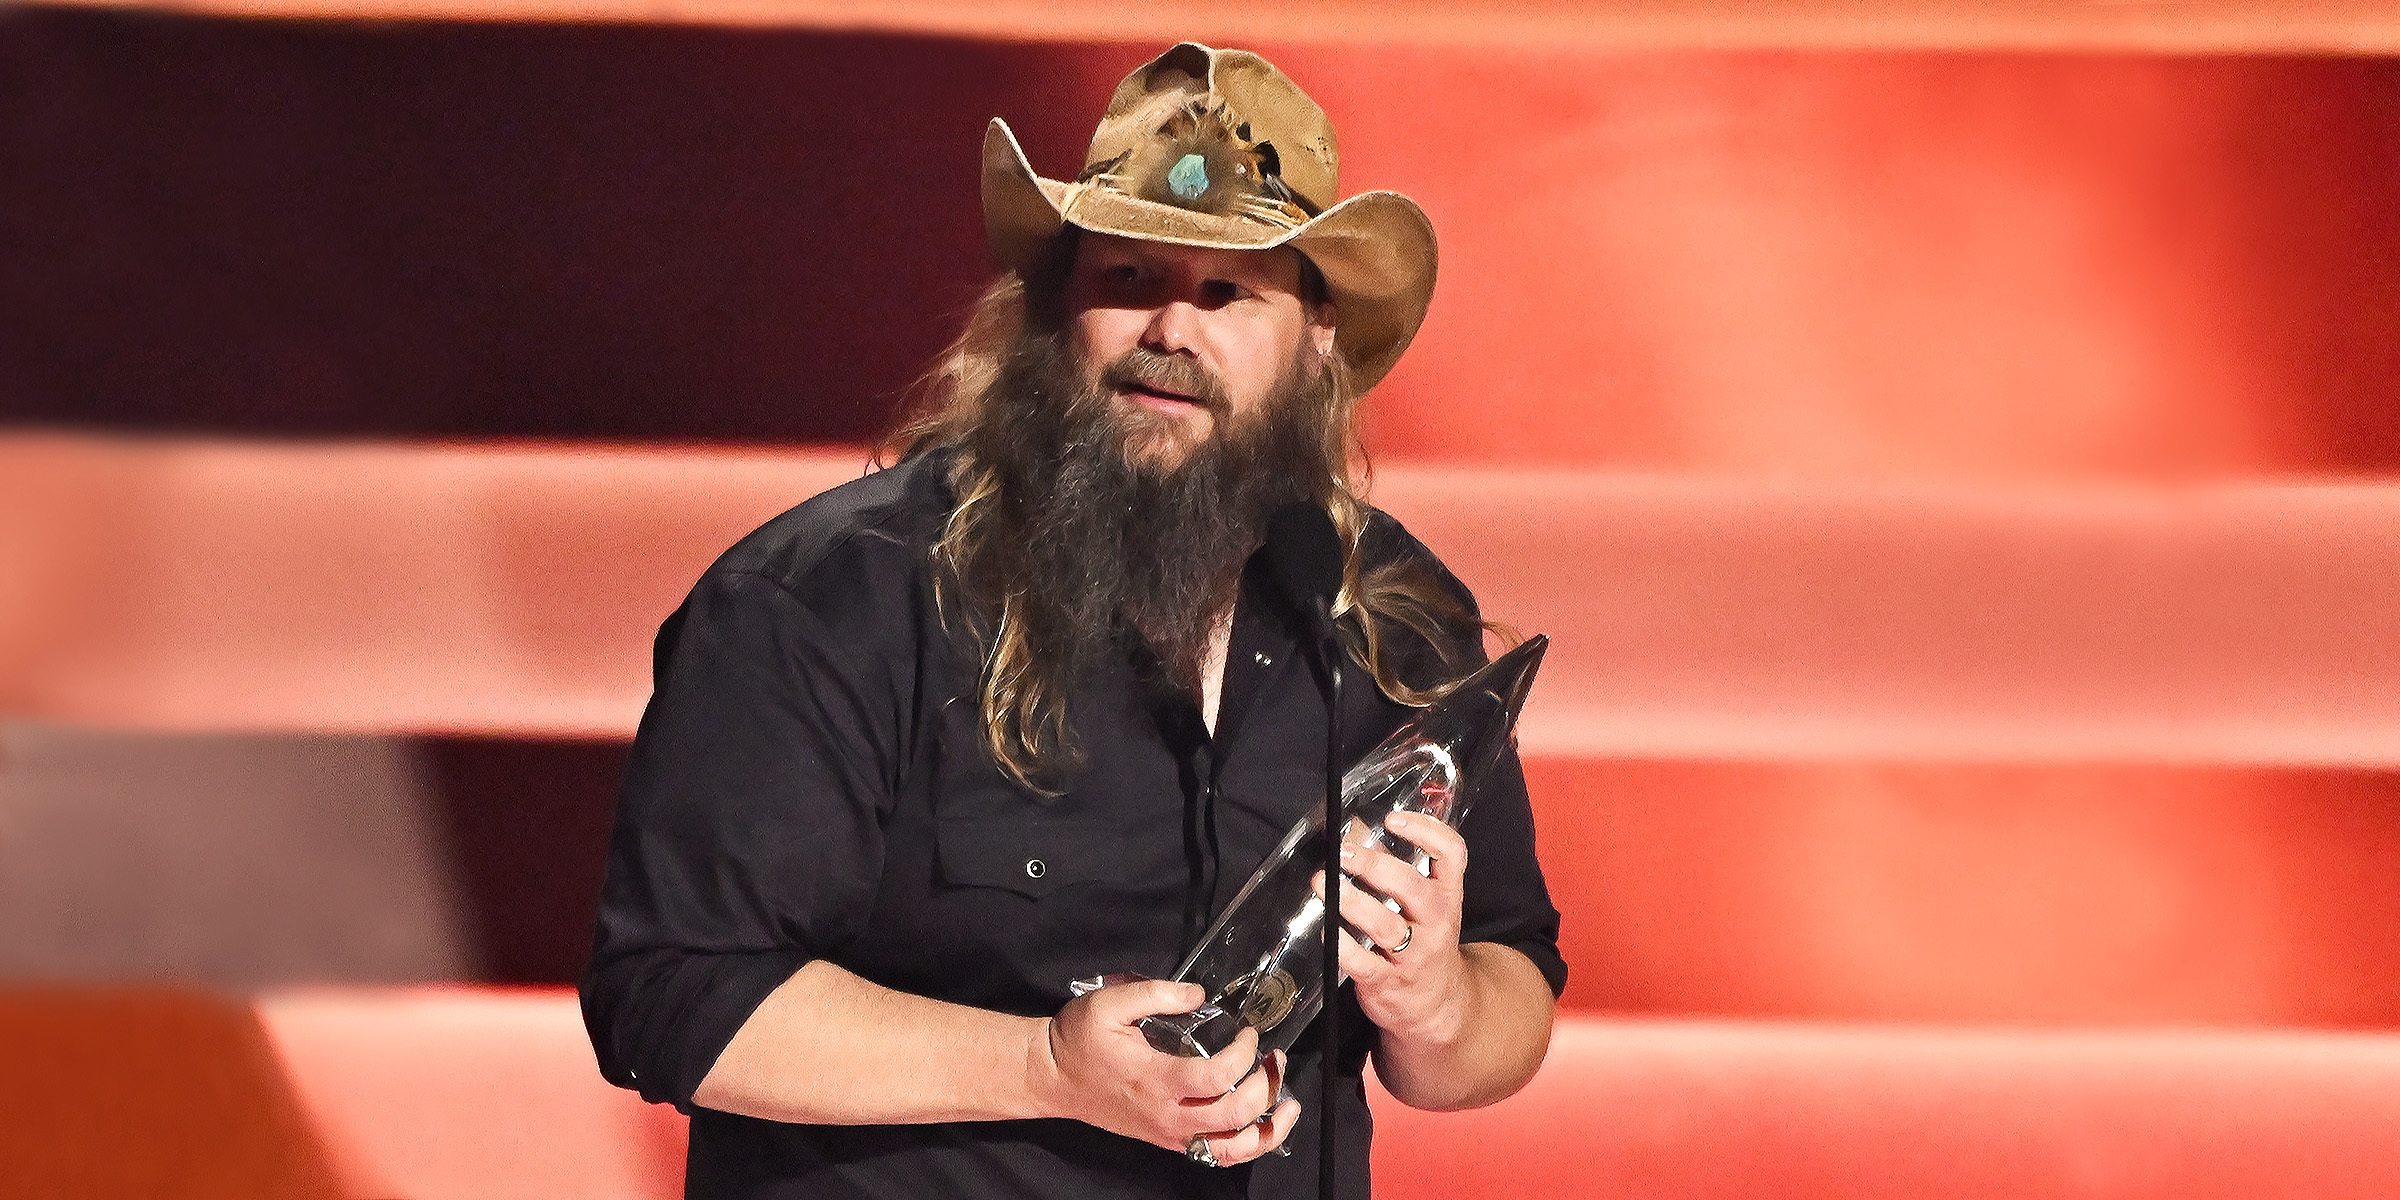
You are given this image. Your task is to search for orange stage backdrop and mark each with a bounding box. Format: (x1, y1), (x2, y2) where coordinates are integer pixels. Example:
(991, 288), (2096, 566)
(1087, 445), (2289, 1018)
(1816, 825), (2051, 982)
(5, 3), (2400, 1028)
(9, 8), (2400, 1198)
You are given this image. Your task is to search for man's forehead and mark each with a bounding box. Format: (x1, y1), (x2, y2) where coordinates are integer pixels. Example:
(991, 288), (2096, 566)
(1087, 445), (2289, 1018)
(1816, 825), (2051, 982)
(1077, 232), (1305, 287)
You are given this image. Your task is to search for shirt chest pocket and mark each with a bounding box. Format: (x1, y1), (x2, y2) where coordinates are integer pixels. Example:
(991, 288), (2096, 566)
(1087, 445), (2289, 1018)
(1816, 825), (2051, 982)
(932, 816), (1150, 900)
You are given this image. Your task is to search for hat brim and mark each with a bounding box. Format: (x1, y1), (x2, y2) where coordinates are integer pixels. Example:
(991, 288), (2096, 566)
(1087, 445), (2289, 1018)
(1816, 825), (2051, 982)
(981, 118), (1435, 396)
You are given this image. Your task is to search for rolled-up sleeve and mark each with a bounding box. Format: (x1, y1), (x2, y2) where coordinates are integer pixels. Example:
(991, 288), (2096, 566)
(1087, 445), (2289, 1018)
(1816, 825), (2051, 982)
(1456, 746), (1568, 997)
(580, 569), (899, 1111)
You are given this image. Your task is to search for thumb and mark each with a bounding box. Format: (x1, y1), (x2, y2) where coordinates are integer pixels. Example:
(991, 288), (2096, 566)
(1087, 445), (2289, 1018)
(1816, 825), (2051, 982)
(1083, 978), (1208, 1025)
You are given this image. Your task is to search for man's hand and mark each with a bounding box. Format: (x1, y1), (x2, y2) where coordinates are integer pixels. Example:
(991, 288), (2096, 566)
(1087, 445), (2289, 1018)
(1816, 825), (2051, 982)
(1317, 810), (1472, 1045)
(1317, 810), (1557, 1112)
(1030, 978), (1300, 1165)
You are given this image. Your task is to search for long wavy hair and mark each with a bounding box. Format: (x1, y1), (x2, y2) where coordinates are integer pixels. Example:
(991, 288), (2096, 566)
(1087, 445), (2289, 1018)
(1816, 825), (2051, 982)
(885, 231), (1503, 790)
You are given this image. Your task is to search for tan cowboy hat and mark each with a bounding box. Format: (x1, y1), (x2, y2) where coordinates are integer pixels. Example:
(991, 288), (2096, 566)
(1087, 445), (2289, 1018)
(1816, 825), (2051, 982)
(982, 42), (1438, 395)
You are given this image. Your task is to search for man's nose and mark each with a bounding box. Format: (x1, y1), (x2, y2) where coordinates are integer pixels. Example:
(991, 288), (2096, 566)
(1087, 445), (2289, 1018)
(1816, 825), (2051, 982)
(1141, 300), (1202, 356)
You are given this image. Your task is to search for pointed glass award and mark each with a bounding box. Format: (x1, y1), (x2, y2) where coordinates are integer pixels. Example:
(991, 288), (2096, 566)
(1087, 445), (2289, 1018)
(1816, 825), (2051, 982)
(1134, 634), (1548, 1059)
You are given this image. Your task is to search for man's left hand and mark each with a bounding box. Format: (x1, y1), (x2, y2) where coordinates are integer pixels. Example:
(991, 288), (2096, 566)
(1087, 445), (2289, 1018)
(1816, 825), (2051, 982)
(1315, 810), (1471, 1047)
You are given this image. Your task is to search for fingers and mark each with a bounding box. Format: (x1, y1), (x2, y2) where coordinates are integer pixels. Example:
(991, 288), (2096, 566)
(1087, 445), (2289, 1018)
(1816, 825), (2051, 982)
(1171, 1024), (1260, 1098)
(1179, 1040), (1277, 1129)
(1342, 812), (1470, 942)
(1383, 810), (1467, 880)
(1084, 978), (1208, 1025)
(1261, 1046), (1286, 1097)
(1332, 922), (1386, 982)
(1336, 841), (1422, 898)
(1336, 815), (1464, 903)
(1338, 814), (1383, 853)
(1194, 1096), (1302, 1167)
(1187, 1052), (1294, 1167)
(1048, 986), (1286, 1153)
(1331, 866), (1412, 951)
(1312, 863), (1419, 959)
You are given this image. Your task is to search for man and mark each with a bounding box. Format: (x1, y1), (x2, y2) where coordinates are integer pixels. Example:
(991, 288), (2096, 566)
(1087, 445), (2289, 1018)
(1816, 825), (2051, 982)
(582, 44), (1565, 1199)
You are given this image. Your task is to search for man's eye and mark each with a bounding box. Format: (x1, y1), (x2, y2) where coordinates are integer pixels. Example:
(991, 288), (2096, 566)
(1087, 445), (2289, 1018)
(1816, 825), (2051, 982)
(1103, 265), (1143, 286)
(1200, 280), (1243, 304)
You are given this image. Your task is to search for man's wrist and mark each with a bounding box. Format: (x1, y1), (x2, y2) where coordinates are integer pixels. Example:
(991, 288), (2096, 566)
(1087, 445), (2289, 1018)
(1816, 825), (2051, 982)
(1015, 1014), (1071, 1122)
(1377, 949), (1476, 1051)
(1371, 943), (1556, 1113)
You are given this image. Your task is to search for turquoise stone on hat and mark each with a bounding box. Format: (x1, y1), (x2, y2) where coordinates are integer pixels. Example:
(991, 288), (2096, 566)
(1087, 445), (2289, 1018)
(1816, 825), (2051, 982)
(1168, 153), (1209, 200)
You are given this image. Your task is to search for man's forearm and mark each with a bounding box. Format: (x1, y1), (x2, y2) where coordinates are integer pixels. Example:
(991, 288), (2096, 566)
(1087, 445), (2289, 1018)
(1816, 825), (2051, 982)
(689, 959), (1298, 1162)
(693, 959), (1053, 1124)
(1369, 942), (1556, 1112)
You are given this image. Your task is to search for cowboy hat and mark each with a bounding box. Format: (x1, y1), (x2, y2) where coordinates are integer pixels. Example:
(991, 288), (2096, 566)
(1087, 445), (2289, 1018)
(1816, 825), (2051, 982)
(981, 42), (1437, 395)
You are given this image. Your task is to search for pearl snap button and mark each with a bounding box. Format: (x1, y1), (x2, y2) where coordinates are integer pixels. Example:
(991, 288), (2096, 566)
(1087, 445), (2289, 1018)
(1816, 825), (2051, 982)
(1253, 651), (1273, 666)
(1024, 858), (1046, 879)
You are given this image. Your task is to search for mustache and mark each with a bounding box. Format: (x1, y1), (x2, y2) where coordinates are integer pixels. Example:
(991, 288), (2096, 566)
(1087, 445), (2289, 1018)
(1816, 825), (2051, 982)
(1097, 347), (1231, 417)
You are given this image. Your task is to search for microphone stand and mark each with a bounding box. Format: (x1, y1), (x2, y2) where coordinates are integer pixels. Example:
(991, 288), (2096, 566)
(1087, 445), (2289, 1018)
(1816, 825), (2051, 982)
(1260, 501), (1349, 1200)
(1317, 630), (1344, 1200)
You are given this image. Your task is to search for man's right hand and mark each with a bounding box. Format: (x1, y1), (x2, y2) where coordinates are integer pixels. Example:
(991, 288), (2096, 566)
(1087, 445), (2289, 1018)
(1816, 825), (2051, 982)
(1030, 978), (1300, 1165)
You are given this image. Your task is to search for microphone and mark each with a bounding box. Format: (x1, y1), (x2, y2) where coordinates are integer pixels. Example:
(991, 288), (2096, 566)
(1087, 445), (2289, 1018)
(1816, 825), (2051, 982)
(1261, 502), (1346, 1200)
(1264, 502), (1344, 641)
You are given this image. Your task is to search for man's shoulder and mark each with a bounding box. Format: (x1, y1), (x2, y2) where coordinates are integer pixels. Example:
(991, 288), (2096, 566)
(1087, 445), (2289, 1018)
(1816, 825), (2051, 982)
(646, 453), (954, 696)
(1357, 504), (1432, 563)
(1357, 503), (1477, 609)
(705, 450), (950, 596)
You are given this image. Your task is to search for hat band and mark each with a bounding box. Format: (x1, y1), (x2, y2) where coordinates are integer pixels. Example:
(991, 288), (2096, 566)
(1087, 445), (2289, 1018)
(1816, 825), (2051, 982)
(1080, 170), (1314, 233)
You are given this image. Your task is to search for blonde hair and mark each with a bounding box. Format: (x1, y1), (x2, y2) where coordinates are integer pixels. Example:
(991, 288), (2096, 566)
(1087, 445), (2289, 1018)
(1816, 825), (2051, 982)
(885, 247), (1505, 790)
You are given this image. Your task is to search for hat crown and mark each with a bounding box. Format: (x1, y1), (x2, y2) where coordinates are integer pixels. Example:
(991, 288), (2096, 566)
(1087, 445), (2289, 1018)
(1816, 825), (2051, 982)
(979, 44), (1435, 397)
(1080, 43), (1341, 224)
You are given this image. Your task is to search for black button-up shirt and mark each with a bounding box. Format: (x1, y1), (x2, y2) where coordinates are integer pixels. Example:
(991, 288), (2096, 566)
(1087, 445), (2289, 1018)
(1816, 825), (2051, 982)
(582, 450), (1565, 1199)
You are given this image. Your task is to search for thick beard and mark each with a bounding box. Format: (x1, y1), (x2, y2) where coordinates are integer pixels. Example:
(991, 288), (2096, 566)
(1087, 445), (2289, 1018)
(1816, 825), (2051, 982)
(969, 331), (1333, 696)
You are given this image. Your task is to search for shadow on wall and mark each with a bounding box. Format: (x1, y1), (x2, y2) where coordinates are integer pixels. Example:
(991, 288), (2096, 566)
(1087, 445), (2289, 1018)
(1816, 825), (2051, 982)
(0, 723), (622, 986)
(0, 7), (1127, 443)
(419, 737), (627, 984)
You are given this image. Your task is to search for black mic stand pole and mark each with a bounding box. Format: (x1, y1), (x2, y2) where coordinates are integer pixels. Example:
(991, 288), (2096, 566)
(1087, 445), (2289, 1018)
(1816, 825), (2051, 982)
(1319, 636), (1343, 1200)
(1261, 500), (1350, 1200)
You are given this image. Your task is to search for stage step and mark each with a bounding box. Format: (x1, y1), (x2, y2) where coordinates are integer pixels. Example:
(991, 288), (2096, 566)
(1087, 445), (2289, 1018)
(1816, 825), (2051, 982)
(9, 434), (2399, 766)
(1374, 1013), (2400, 1200)
(247, 986), (2400, 1200)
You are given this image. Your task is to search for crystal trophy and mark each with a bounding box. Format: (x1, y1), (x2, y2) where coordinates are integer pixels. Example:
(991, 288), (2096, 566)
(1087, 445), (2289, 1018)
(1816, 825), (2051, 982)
(1134, 634), (1547, 1059)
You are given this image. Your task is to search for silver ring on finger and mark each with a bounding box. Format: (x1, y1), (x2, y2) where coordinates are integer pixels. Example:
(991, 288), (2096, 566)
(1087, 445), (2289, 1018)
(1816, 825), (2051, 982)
(1388, 924), (1414, 955)
(1186, 1135), (1221, 1167)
